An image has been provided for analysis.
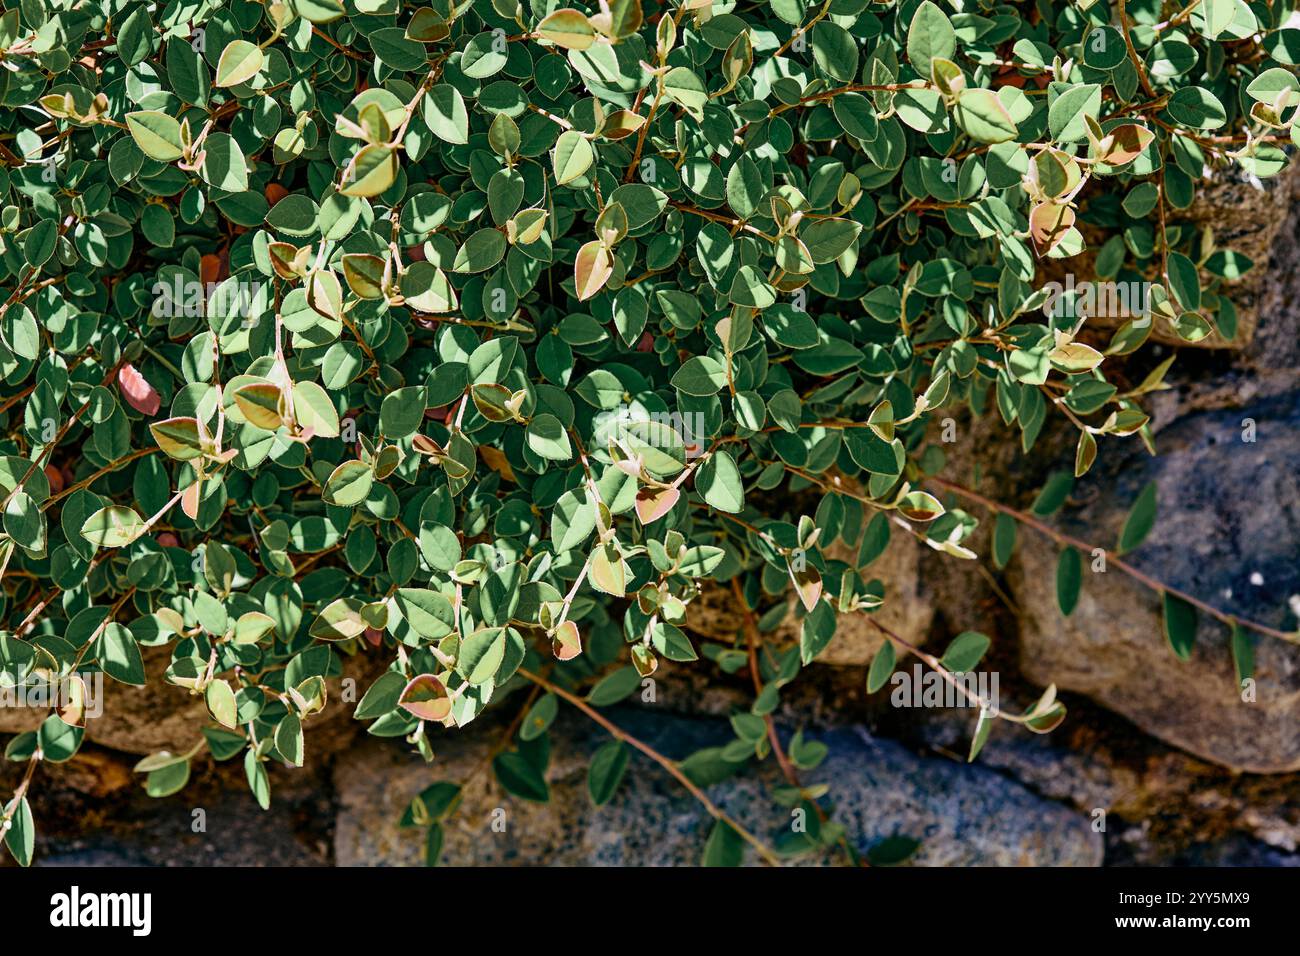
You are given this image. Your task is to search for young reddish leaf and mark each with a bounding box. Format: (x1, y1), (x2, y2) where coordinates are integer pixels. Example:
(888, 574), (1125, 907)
(552, 620), (582, 660)
(634, 485), (680, 524)
(118, 363), (161, 415)
(574, 240), (613, 301)
(398, 674), (453, 722)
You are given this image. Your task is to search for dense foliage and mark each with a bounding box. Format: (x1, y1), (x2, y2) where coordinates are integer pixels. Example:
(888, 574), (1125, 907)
(0, 0), (1295, 865)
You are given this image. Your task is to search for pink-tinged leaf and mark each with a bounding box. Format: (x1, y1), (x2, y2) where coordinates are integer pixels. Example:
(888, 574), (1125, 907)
(634, 485), (680, 524)
(118, 363), (161, 415)
(574, 239), (613, 301)
(364, 626), (384, 647)
(398, 674), (453, 722)
(552, 620), (582, 661)
(411, 433), (445, 459)
(181, 480), (200, 520)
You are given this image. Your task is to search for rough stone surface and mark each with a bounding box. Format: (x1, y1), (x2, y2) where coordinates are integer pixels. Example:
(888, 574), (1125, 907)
(333, 707), (1102, 867)
(0, 645), (208, 755)
(0, 646), (382, 756)
(1044, 165), (1300, 350)
(908, 698), (1300, 866)
(1007, 389), (1300, 772)
(0, 742), (335, 867)
(1171, 163), (1300, 349)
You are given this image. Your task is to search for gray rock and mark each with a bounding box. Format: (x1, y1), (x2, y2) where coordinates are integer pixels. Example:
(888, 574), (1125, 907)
(911, 703), (1300, 864)
(1009, 389), (1300, 772)
(333, 707), (1102, 866)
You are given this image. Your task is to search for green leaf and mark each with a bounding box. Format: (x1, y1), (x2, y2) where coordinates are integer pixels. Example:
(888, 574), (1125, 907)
(1117, 481), (1157, 554)
(341, 145), (398, 198)
(587, 666), (640, 706)
(662, 67), (707, 119)
(907, 2), (955, 78)
(146, 760), (191, 797)
(150, 416), (205, 460)
(322, 461), (374, 507)
(1166, 87), (1227, 130)
(1031, 471), (1073, 516)
(701, 819), (744, 866)
(117, 5), (154, 66)
(671, 355), (727, 396)
(968, 708), (993, 762)
(380, 386), (427, 439)
(867, 834), (920, 866)
(1198, 0), (1235, 38)
(553, 130), (595, 186)
(1161, 593), (1197, 661)
(453, 228), (507, 274)
(424, 85), (469, 144)
(811, 22), (859, 83)
(697, 449), (744, 513)
(526, 413), (573, 461)
(537, 8), (596, 50)
(99, 623), (146, 685)
(457, 627), (506, 684)
(992, 513), (1017, 569)
(4, 491), (44, 551)
(866, 640), (896, 693)
(1049, 84), (1102, 142)
(126, 111), (185, 162)
(800, 218), (862, 264)
(493, 752), (550, 802)
(23, 220), (57, 268)
(245, 750), (271, 809)
(954, 88), (1017, 143)
(940, 631), (990, 672)
(520, 693), (559, 741)
(38, 714), (83, 763)
(1231, 623), (1254, 686)
(292, 382), (341, 438)
(80, 506), (144, 549)
(200, 133), (249, 192)
(309, 597), (368, 641)
(275, 713), (304, 766)
(292, 0), (345, 23)
(355, 672), (407, 720)
(206, 679), (239, 729)
(1056, 547), (1081, 616)
(587, 739), (630, 806)
(216, 40), (264, 88)
(3, 796), (34, 866)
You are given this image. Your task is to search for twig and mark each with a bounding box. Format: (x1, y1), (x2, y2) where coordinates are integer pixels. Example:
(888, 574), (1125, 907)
(517, 667), (781, 865)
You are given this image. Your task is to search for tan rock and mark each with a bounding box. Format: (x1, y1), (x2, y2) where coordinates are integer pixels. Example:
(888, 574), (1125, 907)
(0, 644), (382, 757)
(1040, 164), (1300, 350)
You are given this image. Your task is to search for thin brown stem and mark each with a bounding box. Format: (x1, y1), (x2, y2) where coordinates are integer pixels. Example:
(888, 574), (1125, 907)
(517, 667), (781, 865)
(928, 475), (1296, 644)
